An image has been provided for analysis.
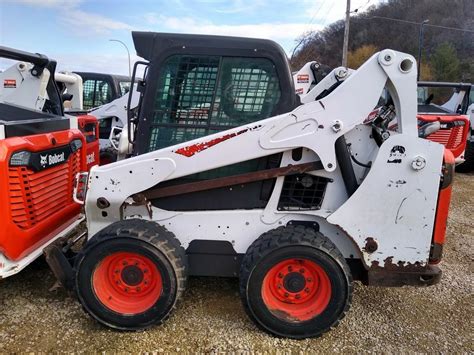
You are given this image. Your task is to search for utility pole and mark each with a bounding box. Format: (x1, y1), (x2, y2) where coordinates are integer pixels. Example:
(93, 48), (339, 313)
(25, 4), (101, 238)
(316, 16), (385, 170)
(342, 0), (351, 67)
(417, 20), (429, 81)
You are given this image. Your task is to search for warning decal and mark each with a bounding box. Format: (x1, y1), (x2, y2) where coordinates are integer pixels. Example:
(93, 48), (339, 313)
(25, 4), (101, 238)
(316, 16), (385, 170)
(4, 79), (16, 88)
(297, 74), (309, 83)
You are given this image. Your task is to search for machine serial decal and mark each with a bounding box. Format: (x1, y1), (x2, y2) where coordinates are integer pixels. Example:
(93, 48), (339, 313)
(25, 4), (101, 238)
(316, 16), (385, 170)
(387, 145), (406, 164)
(87, 152), (95, 165)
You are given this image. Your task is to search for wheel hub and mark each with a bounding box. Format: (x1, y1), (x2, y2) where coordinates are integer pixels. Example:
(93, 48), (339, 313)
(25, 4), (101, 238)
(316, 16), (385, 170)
(270, 259), (318, 304)
(121, 265), (144, 286)
(261, 257), (332, 322)
(283, 272), (306, 293)
(92, 251), (163, 314)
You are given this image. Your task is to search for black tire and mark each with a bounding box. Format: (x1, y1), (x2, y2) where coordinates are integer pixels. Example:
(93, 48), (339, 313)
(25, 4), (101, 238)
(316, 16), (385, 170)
(74, 219), (187, 330)
(240, 225), (353, 339)
(99, 149), (117, 165)
(456, 140), (474, 173)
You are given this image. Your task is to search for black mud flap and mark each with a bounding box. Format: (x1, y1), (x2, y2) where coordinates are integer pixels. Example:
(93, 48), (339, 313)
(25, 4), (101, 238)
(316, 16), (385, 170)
(366, 264), (442, 287)
(44, 244), (75, 290)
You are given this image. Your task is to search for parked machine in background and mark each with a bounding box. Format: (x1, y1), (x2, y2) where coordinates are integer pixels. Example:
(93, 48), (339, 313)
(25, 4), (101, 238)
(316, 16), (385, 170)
(416, 81), (471, 171)
(55, 71), (83, 111)
(0, 46), (99, 276)
(74, 72), (131, 110)
(55, 71), (135, 165)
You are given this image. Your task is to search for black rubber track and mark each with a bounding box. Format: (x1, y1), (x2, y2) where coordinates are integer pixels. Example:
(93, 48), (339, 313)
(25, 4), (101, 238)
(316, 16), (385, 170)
(239, 225), (353, 339)
(74, 219), (187, 330)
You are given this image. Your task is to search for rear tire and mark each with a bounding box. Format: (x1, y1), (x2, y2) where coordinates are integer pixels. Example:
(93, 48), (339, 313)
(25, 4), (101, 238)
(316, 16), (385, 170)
(240, 225), (352, 339)
(74, 219), (187, 330)
(456, 140), (474, 173)
(99, 149), (117, 165)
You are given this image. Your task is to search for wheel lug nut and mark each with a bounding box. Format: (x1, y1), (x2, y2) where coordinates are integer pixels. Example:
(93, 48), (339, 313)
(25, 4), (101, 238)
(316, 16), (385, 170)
(295, 294), (301, 300)
(284, 292), (289, 298)
(125, 287), (129, 292)
(307, 278), (312, 282)
(278, 273), (283, 278)
(277, 284), (282, 289)
(299, 268), (305, 273)
(305, 288), (310, 293)
(288, 266), (293, 272)
(114, 269), (120, 274)
(122, 261), (128, 266)
(143, 269), (148, 273)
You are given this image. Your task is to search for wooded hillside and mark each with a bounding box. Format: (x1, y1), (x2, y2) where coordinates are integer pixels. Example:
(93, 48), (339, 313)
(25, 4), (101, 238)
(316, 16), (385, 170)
(291, 0), (473, 82)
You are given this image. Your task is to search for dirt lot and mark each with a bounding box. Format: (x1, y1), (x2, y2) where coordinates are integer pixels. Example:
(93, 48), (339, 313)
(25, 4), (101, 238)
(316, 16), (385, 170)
(0, 173), (472, 353)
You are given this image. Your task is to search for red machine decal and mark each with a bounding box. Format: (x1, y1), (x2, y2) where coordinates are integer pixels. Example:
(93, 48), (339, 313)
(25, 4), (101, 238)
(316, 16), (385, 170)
(297, 74), (309, 84)
(174, 128), (249, 157)
(4, 79), (16, 88)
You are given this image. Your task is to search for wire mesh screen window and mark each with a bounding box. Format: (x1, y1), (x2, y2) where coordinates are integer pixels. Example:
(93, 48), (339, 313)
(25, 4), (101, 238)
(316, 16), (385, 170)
(278, 174), (330, 211)
(82, 80), (113, 110)
(82, 80), (96, 110)
(149, 55), (281, 152)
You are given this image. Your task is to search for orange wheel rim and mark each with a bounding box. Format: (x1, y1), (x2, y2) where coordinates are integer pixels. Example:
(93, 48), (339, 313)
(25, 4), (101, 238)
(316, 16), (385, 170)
(261, 258), (331, 322)
(92, 252), (162, 314)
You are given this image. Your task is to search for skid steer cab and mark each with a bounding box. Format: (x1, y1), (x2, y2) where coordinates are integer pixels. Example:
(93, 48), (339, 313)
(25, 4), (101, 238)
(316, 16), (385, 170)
(30, 33), (455, 339)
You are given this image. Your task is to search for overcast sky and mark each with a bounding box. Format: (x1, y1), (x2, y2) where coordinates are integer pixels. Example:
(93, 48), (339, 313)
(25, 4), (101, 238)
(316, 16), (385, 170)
(0, 0), (379, 75)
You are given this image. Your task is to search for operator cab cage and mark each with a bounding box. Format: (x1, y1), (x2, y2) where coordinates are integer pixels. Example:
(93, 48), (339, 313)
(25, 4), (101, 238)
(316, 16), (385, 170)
(74, 72), (131, 110)
(130, 31), (299, 155)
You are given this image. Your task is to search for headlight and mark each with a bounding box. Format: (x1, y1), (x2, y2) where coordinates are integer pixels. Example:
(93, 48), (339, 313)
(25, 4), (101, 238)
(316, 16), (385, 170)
(70, 139), (83, 152)
(9, 151), (31, 166)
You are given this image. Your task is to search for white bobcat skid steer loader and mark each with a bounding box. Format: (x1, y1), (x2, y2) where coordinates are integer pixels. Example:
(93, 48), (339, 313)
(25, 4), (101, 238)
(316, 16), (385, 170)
(46, 33), (453, 339)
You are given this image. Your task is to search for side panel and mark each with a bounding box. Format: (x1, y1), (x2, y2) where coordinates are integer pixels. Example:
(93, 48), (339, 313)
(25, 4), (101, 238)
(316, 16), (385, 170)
(0, 129), (86, 260)
(328, 134), (444, 268)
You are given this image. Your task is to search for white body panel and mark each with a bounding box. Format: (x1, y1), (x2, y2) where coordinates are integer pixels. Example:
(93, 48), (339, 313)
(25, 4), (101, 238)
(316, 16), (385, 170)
(83, 50), (444, 269)
(328, 134), (443, 267)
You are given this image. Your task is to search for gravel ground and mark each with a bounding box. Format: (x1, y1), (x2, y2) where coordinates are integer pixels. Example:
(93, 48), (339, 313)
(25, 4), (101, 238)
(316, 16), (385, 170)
(0, 174), (472, 353)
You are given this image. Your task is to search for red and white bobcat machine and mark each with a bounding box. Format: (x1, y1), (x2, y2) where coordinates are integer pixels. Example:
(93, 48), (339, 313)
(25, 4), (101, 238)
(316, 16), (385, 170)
(1, 33), (456, 339)
(0, 46), (98, 276)
(416, 81), (472, 171)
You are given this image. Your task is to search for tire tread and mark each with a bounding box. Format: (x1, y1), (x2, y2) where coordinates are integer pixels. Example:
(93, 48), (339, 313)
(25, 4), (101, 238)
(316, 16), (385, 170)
(239, 225), (353, 338)
(74, 218), (187, 329)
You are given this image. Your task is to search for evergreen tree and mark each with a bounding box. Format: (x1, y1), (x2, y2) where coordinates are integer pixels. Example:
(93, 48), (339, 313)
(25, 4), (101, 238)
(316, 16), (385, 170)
(431, 42), (460, 81)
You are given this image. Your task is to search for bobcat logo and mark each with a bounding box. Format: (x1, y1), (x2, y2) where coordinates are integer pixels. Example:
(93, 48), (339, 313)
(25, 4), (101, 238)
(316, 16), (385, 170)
(40, 154), (48, 167)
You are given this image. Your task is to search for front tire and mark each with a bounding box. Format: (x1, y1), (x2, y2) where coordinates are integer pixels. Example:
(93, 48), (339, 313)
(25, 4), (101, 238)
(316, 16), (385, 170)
(240, 225), (352, 339)
(74, 219), (187, 330)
